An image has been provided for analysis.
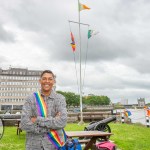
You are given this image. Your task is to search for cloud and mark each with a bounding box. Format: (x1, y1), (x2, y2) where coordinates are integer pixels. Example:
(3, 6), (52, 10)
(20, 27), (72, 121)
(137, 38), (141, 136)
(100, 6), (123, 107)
(0, 24), (15, 42)
(0, 0), (150, 104)
(0, 55), (7, 64)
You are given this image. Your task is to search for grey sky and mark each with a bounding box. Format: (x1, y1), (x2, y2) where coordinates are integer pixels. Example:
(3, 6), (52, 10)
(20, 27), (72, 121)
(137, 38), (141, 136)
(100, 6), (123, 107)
(0, 0), (150, 104)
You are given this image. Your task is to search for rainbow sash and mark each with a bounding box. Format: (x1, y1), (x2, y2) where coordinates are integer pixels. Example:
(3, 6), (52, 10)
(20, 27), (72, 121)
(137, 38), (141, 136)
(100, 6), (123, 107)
(34, 92), (67, 150)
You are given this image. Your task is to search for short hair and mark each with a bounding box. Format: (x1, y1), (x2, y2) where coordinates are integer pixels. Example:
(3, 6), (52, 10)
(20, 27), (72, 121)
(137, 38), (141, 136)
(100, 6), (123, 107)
(40, 70), (55, 78)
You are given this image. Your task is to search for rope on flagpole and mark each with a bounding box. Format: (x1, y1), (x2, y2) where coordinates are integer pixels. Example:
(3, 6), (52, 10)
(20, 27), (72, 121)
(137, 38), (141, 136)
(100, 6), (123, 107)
(68, 21), (79, 94)
(68, 20), (90, 92)
(82, 25), (90, 90)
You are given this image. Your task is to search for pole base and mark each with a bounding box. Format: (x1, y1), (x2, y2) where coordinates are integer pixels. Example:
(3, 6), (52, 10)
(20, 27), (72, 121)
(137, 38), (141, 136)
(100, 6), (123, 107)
(78, 120), (84, 125)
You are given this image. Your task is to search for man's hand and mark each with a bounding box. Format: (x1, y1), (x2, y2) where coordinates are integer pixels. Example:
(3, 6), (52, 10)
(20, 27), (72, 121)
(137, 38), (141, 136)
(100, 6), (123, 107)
(55, 112), (61, 118)
(31, 117), (37, 123)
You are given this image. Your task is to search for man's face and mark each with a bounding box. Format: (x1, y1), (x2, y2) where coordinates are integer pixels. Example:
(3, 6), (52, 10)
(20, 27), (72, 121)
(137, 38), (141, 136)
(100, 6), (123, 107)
(39, 73), (55, 93)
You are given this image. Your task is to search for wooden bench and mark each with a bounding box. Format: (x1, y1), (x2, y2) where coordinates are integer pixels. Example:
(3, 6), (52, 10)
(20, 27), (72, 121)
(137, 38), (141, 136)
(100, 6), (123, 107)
(78, 139), (90, 144)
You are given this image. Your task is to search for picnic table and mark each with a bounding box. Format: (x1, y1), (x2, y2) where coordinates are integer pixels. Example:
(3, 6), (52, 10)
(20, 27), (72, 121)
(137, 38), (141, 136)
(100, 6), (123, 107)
(1, 118), (21, 135)
(66, 131), (112, 150)
(15, 119), (21, 135)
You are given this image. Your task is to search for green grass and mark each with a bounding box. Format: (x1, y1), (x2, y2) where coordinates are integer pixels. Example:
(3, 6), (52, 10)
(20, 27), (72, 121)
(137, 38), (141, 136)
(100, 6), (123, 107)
(109, 123), (150, 150)
(0, 127), (25, 150)
(0, 123), (150, 150)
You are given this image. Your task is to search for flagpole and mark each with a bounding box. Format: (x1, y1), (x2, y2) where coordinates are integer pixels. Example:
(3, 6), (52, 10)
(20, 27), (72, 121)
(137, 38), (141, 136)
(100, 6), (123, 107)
(78, 0), (84, 124)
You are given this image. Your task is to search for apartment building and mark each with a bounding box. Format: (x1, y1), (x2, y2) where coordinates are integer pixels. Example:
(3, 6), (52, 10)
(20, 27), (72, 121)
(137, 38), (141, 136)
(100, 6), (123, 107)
(0, 67), (42, 111)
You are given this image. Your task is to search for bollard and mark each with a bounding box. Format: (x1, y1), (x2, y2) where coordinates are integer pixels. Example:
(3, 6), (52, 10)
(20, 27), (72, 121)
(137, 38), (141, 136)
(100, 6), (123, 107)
(121, 113), (124, 124)
(146, 116), (150, 128)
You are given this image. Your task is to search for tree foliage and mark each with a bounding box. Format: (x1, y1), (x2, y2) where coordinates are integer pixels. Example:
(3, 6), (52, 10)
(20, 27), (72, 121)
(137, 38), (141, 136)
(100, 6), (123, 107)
(57, 91), (80, 107)
(83, 95), (110, 105)
(57, 91), (111, 106)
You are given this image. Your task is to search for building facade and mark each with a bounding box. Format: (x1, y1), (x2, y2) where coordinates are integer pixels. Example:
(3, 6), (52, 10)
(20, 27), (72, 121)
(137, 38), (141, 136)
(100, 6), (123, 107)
(137, 98), (145, 107)
(0, 67), (42, 111)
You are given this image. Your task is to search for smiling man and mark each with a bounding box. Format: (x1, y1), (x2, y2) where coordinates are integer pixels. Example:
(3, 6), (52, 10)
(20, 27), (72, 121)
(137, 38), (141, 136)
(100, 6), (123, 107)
(20, 70), (67, 150)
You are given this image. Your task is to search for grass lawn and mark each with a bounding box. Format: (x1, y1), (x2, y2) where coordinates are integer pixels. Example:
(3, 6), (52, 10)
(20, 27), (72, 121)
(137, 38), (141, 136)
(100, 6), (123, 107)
(0, 123), (150, 150)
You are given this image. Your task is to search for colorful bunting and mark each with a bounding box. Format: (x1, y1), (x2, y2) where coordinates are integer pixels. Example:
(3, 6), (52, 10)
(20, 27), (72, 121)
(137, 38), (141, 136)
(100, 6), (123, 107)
(79, 2), (90, 11)
(70, 32), (76, 52)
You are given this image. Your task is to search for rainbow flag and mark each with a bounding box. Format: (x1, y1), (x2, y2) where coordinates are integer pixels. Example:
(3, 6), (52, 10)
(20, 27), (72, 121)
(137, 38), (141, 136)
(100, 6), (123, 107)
(124, 110), (132, 117)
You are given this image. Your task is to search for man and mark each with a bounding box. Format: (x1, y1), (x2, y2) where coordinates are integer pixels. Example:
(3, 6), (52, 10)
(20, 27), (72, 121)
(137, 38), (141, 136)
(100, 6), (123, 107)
(20, 70), (67, 150)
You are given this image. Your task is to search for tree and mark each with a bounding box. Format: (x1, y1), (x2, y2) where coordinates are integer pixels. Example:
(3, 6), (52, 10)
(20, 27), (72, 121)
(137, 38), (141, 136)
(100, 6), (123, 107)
(57, 91), (111, 106)
(57, 91), (80, 107)
(83, 95), (110, 105)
